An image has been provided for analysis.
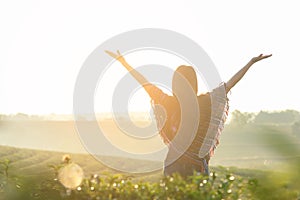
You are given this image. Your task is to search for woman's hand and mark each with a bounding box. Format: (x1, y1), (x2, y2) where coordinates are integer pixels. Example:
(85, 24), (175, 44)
(250, 54), (272, 64)
(105, 50), (127, 64)
(104, 49), (154, 96)
(226, 53), (272, 93)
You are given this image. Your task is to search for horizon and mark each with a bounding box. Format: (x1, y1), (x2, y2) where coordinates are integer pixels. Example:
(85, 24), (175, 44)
(1, 108), (300, 116)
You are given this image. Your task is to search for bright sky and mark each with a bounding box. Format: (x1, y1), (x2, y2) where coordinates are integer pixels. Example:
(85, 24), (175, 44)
(1, 0), (300, 115)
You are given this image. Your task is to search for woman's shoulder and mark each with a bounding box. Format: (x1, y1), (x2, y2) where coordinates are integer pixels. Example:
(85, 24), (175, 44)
(198, 92), (210, 98)
(197, 93), (211, 105)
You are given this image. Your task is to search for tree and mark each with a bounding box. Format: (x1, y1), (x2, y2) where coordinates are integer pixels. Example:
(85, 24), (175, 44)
(229, 110), (255, 127)
(292, 121), (300, 138)
(254, 110), (300, 124)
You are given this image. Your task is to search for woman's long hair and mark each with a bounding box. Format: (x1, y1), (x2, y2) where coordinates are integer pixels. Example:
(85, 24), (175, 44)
(172, 65), (198, 96)
(154, 65), (199, 144)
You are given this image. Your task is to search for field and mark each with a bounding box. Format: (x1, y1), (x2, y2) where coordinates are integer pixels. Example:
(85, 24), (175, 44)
(1, 145), (299, 200)
(1, 119), (300, 199)
(1, 120), (299, 170)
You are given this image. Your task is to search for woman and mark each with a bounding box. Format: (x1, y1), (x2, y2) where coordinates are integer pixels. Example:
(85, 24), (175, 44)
(106, 50), (272, 176)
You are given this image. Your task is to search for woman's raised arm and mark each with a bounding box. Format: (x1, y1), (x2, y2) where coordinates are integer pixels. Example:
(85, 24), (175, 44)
(105, 50), (157, 97)
(225, 54), (272, 93)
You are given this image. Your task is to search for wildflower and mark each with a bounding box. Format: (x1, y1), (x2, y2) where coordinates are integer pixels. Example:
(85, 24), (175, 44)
(229, 176), (235, 181)
(62, 154), (71, 164)
(58, 161), (84, 189)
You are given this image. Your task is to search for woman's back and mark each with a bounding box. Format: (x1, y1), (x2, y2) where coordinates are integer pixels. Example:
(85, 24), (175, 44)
(152, 92), (211, 147)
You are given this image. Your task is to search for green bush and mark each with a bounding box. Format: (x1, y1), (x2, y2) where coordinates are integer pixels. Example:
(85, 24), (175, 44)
(1, 161), (254, 200)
